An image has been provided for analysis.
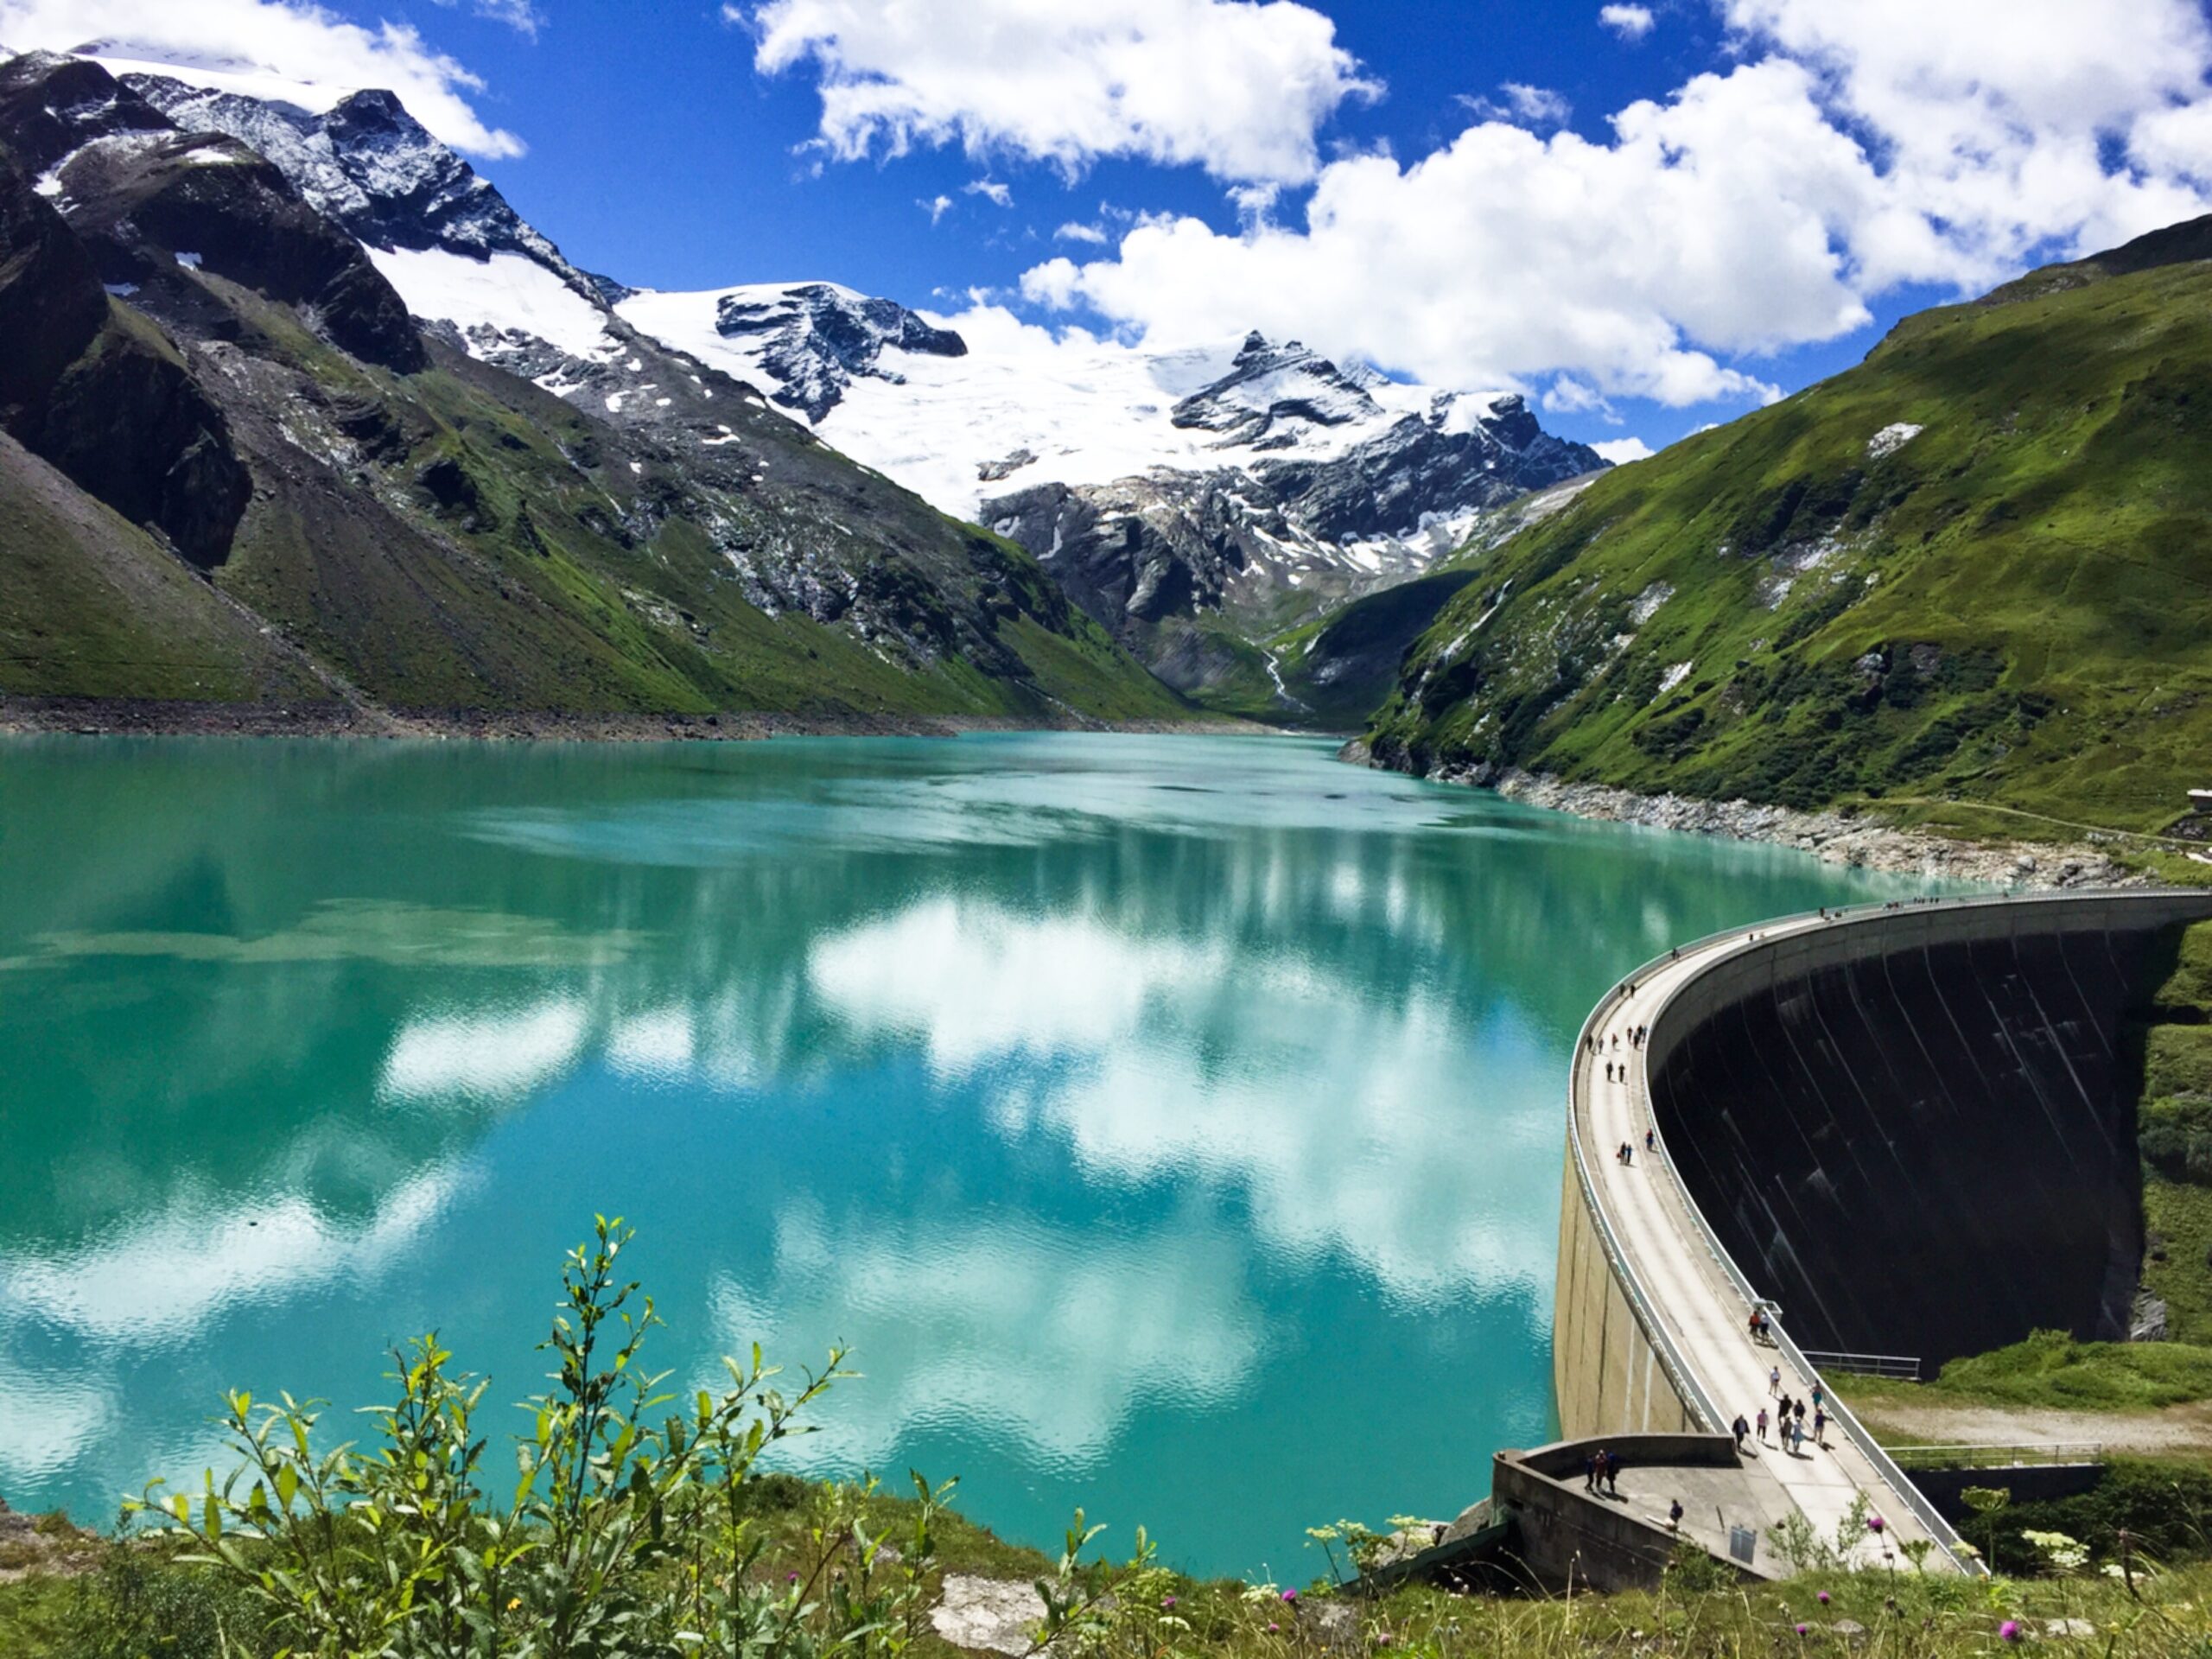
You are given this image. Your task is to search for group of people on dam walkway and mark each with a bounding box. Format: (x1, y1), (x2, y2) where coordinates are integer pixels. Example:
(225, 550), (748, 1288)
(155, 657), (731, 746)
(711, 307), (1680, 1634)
(1576, 915), (1957, 1571)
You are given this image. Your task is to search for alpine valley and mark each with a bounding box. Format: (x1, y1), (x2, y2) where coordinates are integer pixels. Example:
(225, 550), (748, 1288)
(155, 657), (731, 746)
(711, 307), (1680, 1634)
(0, 45), (1606, 734)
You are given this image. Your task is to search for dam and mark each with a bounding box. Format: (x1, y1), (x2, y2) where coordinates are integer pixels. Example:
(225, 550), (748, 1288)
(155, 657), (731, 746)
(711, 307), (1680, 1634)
(1536, 888), (2212, 1582)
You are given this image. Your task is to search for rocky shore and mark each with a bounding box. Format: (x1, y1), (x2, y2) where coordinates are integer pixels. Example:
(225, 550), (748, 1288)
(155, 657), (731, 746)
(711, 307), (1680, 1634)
(0, 696), (1257, 744)
(1340, 740), (2145, 889)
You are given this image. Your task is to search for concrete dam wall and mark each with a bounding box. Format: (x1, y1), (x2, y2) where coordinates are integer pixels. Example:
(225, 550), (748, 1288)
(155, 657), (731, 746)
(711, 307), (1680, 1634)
(1644, 893), (2212, 1373)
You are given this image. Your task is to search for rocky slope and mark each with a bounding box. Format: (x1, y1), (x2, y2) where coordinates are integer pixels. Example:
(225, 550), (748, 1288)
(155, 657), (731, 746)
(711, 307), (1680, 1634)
(1361, 217), (2212, 837)
(619, 295), (1605, 711)
(0, 51), (1187, 726)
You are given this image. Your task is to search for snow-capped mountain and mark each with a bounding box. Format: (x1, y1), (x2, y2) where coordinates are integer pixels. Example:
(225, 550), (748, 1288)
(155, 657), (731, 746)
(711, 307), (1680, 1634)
(79, 48), (1605, 706)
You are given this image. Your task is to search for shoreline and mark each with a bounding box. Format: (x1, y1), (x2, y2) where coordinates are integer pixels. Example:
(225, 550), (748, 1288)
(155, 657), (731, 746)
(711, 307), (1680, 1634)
(1340, 739), (2147, 890)
(0, 696), (1265, 745)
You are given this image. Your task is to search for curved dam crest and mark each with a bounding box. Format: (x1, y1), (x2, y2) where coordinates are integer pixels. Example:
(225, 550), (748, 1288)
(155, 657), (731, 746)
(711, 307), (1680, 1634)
(1549, 889), (2212, 1578)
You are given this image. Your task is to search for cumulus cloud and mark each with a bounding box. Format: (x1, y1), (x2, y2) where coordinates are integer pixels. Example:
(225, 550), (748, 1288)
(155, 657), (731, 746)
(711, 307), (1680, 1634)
(1, 0), (526, 156)
(1723, 0), (2212, 282)
(1023, 60), (1866, 404)
(1599, 3), (1657, 40)
(963, 177), (1014, 207)
(1019, 0), (2212, 405)
(1592, 436), (1656, 464)
(743, 0), (1379, 184)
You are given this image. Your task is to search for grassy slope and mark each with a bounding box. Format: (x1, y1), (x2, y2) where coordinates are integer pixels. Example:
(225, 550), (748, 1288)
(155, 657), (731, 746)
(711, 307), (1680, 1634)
(1365, 228), (2212, 836)
(0, 433), (321, 702)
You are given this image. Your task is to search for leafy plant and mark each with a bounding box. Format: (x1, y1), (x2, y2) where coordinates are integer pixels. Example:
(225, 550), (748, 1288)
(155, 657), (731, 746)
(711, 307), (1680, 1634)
(127, 1217), (925, 1659)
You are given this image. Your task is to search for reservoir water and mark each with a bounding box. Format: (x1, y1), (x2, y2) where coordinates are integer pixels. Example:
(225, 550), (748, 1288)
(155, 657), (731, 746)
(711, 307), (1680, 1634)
(0, 733), (1931, 1578)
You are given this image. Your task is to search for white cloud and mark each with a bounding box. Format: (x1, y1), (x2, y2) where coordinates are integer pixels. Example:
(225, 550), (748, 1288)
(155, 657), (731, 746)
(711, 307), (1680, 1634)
(1592, 435), (1656, 464)
(1022, 60), (1864, 404)
(1053, 220), (1109, 245)
(963, 177), (1014, 207)
(3, 0), (525, 156)
(1723, 0), (2212, 283)
(1599, 3), (1656, 40)
(1018, 3), (2212, 406)
(743, 0), (1379, 184)
(918, 194), (953, 225)
(431, 0), (542, 40)
(1463, 82), (1573, 126)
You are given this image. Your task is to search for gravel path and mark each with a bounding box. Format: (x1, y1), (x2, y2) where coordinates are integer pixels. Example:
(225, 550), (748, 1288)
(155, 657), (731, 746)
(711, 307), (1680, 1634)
(1853, 1397), (2212, 1456)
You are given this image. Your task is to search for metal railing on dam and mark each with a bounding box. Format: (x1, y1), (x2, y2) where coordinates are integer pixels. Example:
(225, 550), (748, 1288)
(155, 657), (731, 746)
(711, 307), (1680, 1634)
(1558, 887), (2212, 1578)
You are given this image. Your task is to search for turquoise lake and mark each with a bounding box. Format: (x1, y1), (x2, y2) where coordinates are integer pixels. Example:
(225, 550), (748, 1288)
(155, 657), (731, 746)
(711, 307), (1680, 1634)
(0, 732), (1936, 1579)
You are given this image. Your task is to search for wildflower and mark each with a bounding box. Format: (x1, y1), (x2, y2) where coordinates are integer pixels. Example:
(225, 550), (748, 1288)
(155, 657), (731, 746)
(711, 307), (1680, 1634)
(507, 1597), (522, 1611)
(787, 1572), (799, 1583)
(1268, 1623), (1281, 1634)
(1376, 1635), (1394, 1648)
(1795, 1623), (1808, 1636)
(1817, 1592), (1830, 1605)
(1867, 1515), (1885, 1535)
(1162, 1596), (1177, 1609)
(1999, 1619), (2021, 1643)
(1282, 1589), (1299, 1604)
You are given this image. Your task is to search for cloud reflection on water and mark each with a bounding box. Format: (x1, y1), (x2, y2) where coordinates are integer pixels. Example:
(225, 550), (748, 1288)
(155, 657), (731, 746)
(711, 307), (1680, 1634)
(810, 896), (1557, 1306)
(700, 1205), (1262, 1476)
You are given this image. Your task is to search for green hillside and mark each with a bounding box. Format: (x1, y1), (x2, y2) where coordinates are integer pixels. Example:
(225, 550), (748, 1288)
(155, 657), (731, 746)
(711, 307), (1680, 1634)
(1363, 218), (2212, 836)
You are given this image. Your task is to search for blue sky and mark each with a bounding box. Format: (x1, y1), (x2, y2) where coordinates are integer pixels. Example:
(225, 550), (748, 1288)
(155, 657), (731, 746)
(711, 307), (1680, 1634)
(19, 0), (2212, 455)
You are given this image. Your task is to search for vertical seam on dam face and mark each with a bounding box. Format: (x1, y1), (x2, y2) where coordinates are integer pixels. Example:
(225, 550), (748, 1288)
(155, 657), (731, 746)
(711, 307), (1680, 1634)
(1551, 891), (2212, 1575)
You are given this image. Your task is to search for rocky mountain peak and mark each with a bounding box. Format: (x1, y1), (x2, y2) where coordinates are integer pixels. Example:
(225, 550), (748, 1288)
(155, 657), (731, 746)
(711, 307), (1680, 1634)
(1169, 332), (1382, 448)
(711, 282), (967, 422)
(124, 68), (597, 304)
(0, 51), (168, 173)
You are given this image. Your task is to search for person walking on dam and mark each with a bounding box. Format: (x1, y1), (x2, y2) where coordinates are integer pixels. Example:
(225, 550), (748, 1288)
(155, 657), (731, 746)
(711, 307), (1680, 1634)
(1732, 1414), (1750, 1451)
(1770, 1363), (1782, 1395)
(1757, 1406), (1770, 1442)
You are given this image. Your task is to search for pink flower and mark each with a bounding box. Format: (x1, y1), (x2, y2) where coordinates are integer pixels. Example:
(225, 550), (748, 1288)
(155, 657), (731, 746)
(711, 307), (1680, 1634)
(1377, 1636), (1394, 1648)
(787, 1573), (799, 1583)
(1817, 1592), (1830, 1605)
(1867, 1516), (1885, 1534)
(1795, 1624), (1808, 1637)
(1999, 1621), (2021, 1643)
(1268, 1623), (1280, 1635)
(1282, 1590), (1299, 1604)
(1162, 1597), (1177, 1609)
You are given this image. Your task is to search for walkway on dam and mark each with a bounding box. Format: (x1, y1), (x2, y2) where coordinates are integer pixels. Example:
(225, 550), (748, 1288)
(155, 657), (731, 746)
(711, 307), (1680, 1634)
(1577, 912), (1961, 1572)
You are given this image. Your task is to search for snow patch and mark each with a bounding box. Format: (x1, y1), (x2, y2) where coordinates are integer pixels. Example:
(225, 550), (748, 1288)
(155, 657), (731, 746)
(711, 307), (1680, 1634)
(367, 247), (613, 361)
(1656, 660), (1694, 696)
(1866, 423), (1923, 460)
(173, 251), (201, 269)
